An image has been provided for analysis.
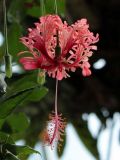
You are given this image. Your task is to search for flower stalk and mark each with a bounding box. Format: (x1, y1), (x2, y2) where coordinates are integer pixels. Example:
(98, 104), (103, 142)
(3, 0), (12, 78)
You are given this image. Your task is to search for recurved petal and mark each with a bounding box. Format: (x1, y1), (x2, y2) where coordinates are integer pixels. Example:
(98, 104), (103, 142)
(19, 57), (38, 70)
(82, 66), (91, 77)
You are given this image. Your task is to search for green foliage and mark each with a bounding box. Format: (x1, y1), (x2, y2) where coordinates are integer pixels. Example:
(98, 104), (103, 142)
(0, 130), (40, 159)
(0, 72), (48, 119)
(7, 23), (24, 59)
(57, 131), (66, 157)
(7, 0), (25, 23)
(0, 140), (40, 160)
(45, 0), (65, 15)
(27, 6), (41, 18)
(0, 72), (47, 157)
(0, 113), (40, 159)
(4, 113), (29, 133)
(5, 144), (40, 159)
(26, 0), (65, 17)
(0, 132), (14, 144)
(0, 91), (30, 119)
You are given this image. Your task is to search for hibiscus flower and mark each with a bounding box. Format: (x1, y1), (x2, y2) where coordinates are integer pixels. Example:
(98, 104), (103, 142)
(19, 15), (99, 80)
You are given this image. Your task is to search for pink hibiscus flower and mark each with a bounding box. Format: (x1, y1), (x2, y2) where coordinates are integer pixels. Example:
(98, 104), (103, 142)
(19, 14), (99, 80)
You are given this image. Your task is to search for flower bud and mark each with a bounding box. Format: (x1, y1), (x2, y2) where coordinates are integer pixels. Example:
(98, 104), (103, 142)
(4, 54), (12, 78)
(37, 70), (45, 85)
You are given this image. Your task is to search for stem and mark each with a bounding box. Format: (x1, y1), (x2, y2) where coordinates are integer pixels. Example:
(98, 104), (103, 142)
(41, 0), (45, 16)
(55, 79), (58, 116)
(54, 0), (58, 14)
(3, 0), (9, 55)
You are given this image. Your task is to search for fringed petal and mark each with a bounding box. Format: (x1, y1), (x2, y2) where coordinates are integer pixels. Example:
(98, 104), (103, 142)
(18, 14), (99, 80)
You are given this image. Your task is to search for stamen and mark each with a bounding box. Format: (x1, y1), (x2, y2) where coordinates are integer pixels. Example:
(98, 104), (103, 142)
(42, 112), (66, 150)
(55, 30), (61, 58)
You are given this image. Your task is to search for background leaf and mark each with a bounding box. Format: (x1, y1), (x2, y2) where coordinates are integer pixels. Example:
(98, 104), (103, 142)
(57, 131), (66, 157)
(5, 113), (29, 133)
(5, 144), (40, 159)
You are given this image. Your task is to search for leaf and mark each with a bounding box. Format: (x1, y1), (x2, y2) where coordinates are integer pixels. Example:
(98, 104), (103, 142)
(7, 0), (25, 23)
(26, 87), (48, 102)
(2, 73), (40, 101)
(5, 151), (20, 160)
(0, 73), (48, 119)
(0, 132), (14, 144)
(0, 91), (31, 119)
(7, 23), (24, 59)
(27, 6), (41, 18)
(57, 131), (66, 157)
(0, 23), (24, 60)
(6, 113), (29, 133)
(26, 0), (65, 18)
(72, 119), (99, 159)
(5, 144), (40, 159)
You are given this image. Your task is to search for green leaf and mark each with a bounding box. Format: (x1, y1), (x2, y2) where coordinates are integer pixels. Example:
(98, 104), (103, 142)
(5, 151), (20, 160)
(26, 87), (48, 102)
(7, 0), (25, 23)
(26, 0), (65, 18)
(5, 144), (40, 159)
(7, 23), (24, 59)
(0, 73), (48, 119)
(0, 132), (14, 144)
(6, 113), (29, 133)
(57, 131), (66, 157)
(2, 73), (40, 101)
(27, 6), (41, 18)
(72, 120), (99, 159)
(0, 91), (31, 119)
(0, 24), (23, 60)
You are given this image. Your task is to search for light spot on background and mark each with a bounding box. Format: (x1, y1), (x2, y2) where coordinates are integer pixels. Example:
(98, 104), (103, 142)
(93, 58), (106, 70)
(0, 32), (4, 46)
(88, 113), (101, 138)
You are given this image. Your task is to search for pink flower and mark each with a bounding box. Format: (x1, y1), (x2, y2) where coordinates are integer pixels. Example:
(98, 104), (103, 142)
(19, 15), (99, 80)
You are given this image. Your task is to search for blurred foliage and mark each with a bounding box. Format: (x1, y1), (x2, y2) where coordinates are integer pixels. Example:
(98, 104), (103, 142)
(57, 130), (66, 157)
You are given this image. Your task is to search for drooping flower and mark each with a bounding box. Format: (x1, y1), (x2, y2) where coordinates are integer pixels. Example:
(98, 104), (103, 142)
(19, 14), (99, 80)
(18, 14), (99, 150)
